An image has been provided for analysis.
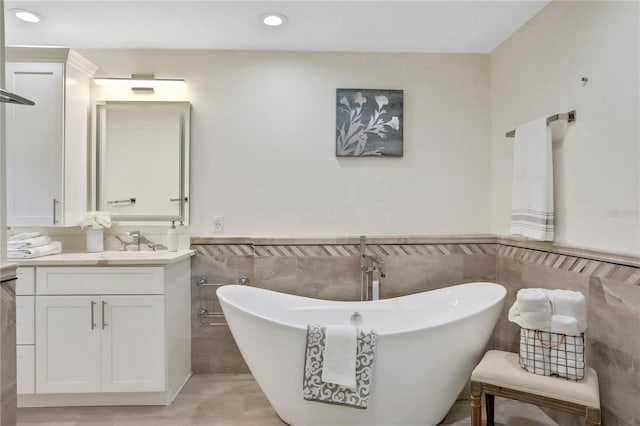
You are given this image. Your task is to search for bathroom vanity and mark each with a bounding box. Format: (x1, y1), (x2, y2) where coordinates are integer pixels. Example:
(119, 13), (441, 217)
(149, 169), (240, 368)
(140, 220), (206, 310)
(14, 251), (193, 407)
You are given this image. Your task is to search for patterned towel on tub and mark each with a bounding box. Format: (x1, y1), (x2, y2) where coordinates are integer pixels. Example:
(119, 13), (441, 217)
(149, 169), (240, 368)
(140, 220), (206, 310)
(302, 324), (378, 409)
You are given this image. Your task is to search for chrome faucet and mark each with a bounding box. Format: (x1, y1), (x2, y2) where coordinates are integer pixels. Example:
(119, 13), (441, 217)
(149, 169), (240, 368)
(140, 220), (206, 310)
(359, 236), (385, 301)
(114, 232), (165, 251)
(127, 231), (141, 251)
(114, 231), (141, 251)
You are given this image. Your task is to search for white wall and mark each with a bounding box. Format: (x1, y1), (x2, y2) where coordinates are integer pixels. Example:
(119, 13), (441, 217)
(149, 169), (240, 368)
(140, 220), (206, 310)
(81, 49), (492, 238)
(490, 1), (640, 255)
(0, 2), (7, 263)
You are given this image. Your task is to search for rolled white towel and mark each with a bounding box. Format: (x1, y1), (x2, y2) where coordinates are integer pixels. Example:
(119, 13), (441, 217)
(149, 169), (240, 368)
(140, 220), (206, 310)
(9, 232), (41, 241)
(7, 235), (51, 249)
(549, 290), (587, 332)
(550, 314), (580, 336)
(321, 325), (357, 389)
(516, 288), (551, 311)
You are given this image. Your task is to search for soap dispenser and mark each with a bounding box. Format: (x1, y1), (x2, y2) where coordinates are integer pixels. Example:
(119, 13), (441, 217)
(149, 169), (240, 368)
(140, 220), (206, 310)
(167, 221), (178, 252)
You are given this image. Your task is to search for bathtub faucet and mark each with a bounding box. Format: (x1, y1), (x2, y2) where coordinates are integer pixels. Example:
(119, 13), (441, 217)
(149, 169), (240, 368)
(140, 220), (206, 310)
(359, 236), (385, 301)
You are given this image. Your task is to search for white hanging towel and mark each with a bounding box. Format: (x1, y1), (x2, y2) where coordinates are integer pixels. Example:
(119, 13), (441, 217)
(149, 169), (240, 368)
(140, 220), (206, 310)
(510, 117), (554, 241)
(321, 325), (357, 389)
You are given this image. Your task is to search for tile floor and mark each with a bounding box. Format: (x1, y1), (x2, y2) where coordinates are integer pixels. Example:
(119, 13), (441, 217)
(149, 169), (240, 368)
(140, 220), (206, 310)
(17, 374), (559, 426)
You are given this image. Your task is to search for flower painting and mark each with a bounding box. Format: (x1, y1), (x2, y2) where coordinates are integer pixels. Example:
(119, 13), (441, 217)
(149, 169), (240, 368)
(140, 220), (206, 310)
(336, 88), (403, 157)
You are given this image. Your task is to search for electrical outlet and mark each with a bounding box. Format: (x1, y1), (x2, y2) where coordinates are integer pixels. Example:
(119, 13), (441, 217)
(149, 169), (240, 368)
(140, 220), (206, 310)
(213, 216), (224, 232)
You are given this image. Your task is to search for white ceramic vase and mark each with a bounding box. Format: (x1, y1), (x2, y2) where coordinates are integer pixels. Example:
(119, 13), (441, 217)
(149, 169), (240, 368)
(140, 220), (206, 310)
(86, 228), (104, 253)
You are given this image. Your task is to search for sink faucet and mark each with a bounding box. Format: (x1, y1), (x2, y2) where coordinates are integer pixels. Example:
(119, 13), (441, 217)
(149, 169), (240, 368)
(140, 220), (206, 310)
(114, 232), (166, 251)
(113, 231), (141, 251)
(127, 231), (141, 251)
(359, 236), (386, 301)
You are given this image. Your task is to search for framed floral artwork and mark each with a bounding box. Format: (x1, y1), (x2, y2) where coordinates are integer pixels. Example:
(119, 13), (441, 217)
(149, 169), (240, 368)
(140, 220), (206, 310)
(336, 88), (403, 157)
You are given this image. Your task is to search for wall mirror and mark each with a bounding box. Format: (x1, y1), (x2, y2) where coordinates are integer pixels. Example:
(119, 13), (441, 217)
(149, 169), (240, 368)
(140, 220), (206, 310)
(95, 101), (190, 223)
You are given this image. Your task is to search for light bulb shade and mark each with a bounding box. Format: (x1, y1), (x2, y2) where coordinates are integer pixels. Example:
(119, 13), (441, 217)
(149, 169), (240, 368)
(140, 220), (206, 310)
(93, 77), (186, 88)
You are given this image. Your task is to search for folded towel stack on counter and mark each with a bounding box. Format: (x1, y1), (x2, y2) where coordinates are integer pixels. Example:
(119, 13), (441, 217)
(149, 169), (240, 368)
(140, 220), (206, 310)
(509, 288), (587, 379)
(7, 232), (62, 259)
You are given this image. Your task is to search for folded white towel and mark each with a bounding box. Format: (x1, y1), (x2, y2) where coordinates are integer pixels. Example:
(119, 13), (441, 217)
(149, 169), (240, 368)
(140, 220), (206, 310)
(516, 288), (551, 311)
(9, 232), (41, 241)
(508, 289), (552, 330)
(548, 290), (587, 332)
(550, 314), (580, 336)
(321, 325), (357, 388)
(509, 117), (554, 241)
(7, 235), (51, 249)
(7, 241), (62, 259)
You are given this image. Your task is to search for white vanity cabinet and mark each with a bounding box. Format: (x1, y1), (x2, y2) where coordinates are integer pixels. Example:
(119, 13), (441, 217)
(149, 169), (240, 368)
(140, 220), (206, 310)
(35, 294), (164, 394)
(15, 252), (193, 407)
(5, 47), (97, 226)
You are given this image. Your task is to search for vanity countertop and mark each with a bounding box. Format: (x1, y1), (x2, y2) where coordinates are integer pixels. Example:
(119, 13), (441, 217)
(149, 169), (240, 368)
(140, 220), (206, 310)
(12, 250), (195, 266)
(0, 263), (18, 281)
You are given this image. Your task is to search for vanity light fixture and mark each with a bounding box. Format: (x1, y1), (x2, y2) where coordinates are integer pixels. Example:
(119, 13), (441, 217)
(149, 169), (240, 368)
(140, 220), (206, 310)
(94, 74), (186, 93)
(262, 13), (287, 27)
(10, 8), (43, 23)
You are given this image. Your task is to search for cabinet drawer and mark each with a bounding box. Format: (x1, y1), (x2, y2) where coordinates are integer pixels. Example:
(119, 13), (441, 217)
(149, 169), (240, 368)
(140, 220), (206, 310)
(36, 267), (164, 295)
(17, 345), (35, 394)
(16, 267), (35, 295)
(16, 296), (34, 345)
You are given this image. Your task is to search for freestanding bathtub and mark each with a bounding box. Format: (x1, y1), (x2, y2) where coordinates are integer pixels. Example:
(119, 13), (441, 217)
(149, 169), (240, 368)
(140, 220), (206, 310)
(217, 282), (506, 426)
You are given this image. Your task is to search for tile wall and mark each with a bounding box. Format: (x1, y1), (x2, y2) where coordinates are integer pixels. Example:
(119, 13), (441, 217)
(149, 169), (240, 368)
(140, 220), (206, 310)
(190, 237), (639, 426)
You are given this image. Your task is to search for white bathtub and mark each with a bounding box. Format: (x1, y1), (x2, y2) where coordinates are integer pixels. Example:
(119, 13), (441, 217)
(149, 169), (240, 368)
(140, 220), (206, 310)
(217, 282), (506, 426)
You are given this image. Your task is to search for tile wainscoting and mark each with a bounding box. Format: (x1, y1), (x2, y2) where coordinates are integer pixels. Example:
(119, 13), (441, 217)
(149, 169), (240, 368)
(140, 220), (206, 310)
(190, 236), (639, 426)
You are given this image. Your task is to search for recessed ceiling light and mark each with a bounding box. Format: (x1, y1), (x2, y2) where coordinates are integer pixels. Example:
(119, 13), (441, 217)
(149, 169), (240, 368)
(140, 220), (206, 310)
(262, 13), (287, 27)
(10, 9), (42, 23)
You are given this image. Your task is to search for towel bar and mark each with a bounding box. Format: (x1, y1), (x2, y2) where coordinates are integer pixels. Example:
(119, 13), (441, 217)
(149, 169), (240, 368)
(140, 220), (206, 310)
(196, 276), (249, 326)
(506, 110), (576, 138)
(107, 197), (136, 205)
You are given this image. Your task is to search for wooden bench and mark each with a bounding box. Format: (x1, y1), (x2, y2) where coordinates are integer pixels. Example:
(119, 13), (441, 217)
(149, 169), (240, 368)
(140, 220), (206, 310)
(470, 350), (601, 426)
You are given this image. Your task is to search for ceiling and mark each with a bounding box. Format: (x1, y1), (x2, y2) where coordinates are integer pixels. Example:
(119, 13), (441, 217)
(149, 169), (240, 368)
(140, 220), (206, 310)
(4, 1), (550, 53)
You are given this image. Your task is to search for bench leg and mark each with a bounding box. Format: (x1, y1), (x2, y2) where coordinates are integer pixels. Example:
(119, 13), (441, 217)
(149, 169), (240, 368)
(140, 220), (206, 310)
(586, 407), (601, 426)
(485, 393), (495, 426)
(470, 381), (482, 426)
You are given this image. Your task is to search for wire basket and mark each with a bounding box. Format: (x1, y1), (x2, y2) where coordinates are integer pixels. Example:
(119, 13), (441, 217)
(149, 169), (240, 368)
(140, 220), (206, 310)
(519, 328), (585, 381)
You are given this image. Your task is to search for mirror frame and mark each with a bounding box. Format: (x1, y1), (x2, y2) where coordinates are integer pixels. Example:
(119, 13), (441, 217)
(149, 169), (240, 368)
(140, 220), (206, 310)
(94, 101), (190, 224)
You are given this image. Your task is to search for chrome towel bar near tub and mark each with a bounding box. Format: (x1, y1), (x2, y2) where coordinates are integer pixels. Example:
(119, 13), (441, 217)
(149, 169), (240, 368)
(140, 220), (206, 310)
(196, 276), (249, 326)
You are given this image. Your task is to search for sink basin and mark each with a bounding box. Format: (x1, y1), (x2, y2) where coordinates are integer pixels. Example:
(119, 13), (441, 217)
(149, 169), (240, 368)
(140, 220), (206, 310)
(99, 251), (168, 259)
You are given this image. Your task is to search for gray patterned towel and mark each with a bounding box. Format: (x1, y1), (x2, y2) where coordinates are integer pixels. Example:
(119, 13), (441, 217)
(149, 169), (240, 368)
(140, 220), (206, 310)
(302, 324), (377, 409)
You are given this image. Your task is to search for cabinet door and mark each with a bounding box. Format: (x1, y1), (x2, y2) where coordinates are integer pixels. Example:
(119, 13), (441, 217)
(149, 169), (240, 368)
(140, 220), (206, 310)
(100, 295), (165, 392)
(5, 62), (64, 226)
(35, 296), (101, 393)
